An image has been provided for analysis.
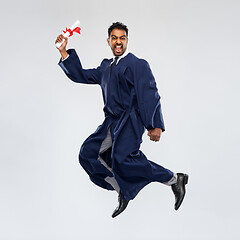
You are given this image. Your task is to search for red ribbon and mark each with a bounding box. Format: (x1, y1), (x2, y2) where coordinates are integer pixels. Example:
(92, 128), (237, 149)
(63, 27), (81, 37)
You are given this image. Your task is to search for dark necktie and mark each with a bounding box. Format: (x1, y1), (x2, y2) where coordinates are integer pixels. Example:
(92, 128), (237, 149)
(111, 56), (119, 68)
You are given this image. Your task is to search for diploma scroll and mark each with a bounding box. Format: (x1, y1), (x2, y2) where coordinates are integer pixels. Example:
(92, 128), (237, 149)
(55, 20), (81, 48)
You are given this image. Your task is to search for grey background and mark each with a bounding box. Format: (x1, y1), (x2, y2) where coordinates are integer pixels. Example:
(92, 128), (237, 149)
(1, 0), (239, 239)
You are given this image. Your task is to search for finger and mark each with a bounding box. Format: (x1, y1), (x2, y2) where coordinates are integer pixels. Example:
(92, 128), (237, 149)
(153, 135), (160, 142)
(58, 35), (66, 41)
(56, 37), (61, 42)
(150, 136), (156, 141)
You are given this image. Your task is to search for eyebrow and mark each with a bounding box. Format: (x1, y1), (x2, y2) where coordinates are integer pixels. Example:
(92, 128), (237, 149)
(111, 35), (127, 38)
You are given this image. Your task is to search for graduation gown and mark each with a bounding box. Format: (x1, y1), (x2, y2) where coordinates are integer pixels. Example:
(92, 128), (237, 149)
(59, 49), (174, 200)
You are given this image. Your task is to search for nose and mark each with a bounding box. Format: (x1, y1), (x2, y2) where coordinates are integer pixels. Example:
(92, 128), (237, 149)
(116, 38), (121, 44)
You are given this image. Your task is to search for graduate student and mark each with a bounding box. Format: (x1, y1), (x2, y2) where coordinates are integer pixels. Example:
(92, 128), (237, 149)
(55, 22), (188, 218)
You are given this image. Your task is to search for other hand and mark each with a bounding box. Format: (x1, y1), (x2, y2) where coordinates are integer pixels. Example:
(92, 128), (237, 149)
(147, 128), (162, 142)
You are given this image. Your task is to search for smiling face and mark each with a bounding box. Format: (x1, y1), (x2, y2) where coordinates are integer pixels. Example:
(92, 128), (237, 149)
(107, 28), (128, 56)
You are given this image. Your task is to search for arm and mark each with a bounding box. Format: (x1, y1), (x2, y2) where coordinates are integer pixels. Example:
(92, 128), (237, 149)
(132, 59), (165, 141)
(55, 35), (101, 84)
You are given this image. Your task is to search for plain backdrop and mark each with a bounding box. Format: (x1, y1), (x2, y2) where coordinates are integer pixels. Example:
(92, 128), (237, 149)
(0, 0), (240, 239)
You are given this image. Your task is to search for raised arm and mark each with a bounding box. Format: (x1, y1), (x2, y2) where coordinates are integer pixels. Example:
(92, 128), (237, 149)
(55, 34), (101, 84)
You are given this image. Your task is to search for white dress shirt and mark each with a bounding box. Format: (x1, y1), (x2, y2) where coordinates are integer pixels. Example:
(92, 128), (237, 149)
(110, 50), (129, 65)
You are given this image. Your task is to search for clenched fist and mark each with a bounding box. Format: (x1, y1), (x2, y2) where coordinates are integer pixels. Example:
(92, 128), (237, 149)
(147, 128), (162, 142)
(55, 34), (69, 59)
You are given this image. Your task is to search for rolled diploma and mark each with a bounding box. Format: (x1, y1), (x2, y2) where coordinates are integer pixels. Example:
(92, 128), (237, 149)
(55, 20), (80, 48)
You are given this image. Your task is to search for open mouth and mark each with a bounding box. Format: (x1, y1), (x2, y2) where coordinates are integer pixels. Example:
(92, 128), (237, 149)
(115, 45), (122, 54)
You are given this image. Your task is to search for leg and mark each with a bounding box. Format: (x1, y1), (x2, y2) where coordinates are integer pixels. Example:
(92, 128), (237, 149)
(111, 118), (175, 200)
(79, 127), (115, 191)
(99, 128), (129, 218)
(98, 128), (120, 193)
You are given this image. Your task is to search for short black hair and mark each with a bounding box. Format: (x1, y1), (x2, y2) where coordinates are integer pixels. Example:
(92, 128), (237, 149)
(108, 22), (128, 37)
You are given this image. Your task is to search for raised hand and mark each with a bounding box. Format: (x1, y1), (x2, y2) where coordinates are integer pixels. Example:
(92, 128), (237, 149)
(55, 34), (68, 59)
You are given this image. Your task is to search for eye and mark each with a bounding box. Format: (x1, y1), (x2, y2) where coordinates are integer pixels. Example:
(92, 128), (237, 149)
(112, 37), (117, 40)
(120, 37), (126, 41)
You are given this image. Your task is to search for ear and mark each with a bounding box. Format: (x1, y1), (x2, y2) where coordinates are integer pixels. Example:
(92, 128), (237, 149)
(107, 38), (110, 46)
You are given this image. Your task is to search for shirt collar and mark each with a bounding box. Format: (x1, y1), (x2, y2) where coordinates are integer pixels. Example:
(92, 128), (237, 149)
(111, 50), (129, 65)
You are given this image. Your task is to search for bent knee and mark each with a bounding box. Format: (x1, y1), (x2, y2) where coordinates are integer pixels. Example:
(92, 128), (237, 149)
(79, 145), (87, 164)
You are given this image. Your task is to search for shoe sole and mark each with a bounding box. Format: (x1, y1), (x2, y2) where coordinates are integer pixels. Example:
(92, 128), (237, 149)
(112, 201), (130, 218)
(184, 174), (189, 185)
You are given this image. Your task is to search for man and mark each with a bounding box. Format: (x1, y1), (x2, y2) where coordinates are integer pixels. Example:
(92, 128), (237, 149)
(55, 22), (188, 218)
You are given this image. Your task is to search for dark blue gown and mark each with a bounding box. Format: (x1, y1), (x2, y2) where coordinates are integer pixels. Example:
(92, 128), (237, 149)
(59, 49), (174, 200)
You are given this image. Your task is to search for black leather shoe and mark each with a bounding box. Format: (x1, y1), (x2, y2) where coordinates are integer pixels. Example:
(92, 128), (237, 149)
(171, 173), (189, 210)
(112, 192), (130, 218)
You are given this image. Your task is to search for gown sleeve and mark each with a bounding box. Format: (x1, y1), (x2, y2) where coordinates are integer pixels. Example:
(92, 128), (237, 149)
(132, 59), (165, 132)
(58, 49), (101, 85)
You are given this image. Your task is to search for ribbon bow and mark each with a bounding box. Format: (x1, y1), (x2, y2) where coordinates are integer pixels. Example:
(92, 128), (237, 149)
(63, 27), (81, 37)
